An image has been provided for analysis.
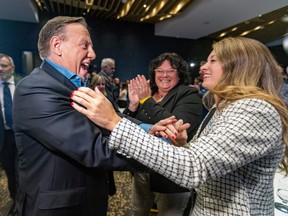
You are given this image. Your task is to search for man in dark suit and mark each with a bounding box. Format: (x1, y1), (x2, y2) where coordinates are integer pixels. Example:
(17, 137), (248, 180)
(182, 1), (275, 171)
(98, 58), (119, 108)
(0, 53), (18, 216)
(13, 16), (141, 216)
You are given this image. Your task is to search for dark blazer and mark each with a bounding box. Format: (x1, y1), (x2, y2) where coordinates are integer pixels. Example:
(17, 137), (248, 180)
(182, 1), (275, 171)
(13, 60), (140, 216)
(125, 84), (202, 141)
(124, 84), (202, 193)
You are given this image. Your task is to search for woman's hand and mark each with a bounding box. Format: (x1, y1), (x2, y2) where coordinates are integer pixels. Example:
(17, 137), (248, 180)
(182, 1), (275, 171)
(134, 75), (151, 100)
(71, 87), (122, 131)
(127, 79), (140, 111)
(170, 119), (190, 146)
(149, 116), (190, 146)
(149, 116), (177, 137)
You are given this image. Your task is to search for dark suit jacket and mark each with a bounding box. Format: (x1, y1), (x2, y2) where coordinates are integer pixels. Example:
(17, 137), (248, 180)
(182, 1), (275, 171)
(13, 60), (140, 216)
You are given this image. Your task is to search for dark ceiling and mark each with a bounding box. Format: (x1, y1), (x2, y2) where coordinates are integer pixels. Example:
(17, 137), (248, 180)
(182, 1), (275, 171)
(206, 5), (288, 44)
(33, 0), (195, 23)
(31, 0), (288, 44)
(0, 0), (285, 45)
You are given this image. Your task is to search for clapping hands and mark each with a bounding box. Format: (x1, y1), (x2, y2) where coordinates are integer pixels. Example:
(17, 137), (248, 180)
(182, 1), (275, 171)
(128, 75), (151, 111)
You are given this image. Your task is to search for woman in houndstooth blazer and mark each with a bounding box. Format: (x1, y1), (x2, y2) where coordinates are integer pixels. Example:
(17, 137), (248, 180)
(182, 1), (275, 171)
(71, 37), (288, 215)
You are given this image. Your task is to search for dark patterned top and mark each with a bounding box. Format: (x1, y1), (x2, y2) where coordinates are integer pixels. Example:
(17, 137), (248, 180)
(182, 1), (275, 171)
(108, 98), (285, 215)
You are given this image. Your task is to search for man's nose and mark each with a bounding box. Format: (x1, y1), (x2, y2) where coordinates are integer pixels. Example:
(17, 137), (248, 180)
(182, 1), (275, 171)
(89, 48), (96, 60)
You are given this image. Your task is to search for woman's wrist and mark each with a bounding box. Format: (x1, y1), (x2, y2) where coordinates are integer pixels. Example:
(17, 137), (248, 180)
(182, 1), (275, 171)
(128, 102), (139, 112)
(108, 115), (122, 131)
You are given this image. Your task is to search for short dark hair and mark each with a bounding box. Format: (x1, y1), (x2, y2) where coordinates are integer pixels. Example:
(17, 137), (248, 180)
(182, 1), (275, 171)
(38, 16), (87, 59)
(149, 52), (190, 95)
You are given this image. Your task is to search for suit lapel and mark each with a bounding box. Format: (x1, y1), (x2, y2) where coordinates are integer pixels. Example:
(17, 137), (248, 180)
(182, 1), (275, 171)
(158, 86), (179, 106)
(40, 61), (78, 90)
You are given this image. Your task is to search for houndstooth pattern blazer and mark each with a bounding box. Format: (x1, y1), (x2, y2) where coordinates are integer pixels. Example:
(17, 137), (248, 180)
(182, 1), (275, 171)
(108, 98), (285, 215)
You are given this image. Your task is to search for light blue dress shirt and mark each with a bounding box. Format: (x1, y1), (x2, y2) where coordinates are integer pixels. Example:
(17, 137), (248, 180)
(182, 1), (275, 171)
(45, 59), (88, 87)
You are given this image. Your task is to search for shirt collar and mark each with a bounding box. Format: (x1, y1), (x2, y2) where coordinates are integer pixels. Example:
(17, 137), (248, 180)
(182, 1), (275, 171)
(1, 76), (14, 85)
(45, 59), (87, 87)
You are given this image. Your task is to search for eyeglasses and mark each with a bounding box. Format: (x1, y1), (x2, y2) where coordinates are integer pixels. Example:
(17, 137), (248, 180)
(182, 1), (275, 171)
(154, 68), (177, 75)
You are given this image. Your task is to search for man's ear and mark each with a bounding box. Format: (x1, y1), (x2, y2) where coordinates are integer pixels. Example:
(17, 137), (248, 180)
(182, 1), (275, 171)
(50, 36), (62, 56)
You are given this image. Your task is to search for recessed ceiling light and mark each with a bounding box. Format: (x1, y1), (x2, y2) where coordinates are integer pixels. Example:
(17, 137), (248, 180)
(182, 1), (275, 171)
(282, 14), (288, 22)
(219, 32), (226, 37)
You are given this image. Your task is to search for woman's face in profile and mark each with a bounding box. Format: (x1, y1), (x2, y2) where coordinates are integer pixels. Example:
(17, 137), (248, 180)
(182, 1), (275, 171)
(200, 51), (223, 90)
(154, 60), (180, 92)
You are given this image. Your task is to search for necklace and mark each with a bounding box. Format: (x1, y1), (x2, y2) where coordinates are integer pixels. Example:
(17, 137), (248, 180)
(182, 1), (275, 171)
(156, 91), (165, 98)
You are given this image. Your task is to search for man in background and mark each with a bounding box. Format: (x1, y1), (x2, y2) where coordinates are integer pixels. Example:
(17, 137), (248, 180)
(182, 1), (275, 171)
(98, 58), (119, 108)
(0, 53), (18, 216)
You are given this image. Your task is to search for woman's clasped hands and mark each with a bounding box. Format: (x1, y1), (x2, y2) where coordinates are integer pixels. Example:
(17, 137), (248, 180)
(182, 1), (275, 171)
(149, 116), (190, 146)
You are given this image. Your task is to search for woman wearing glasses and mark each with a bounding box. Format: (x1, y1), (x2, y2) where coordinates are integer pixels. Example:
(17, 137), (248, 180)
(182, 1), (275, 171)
(123, 53), (202, 216)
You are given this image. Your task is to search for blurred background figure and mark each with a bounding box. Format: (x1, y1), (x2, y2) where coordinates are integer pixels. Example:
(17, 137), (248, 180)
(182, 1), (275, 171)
(117, 82), (128, 109)
(282, 66), (288, 106)
(91, 74), (107, 96)
(112, 77), (120, 103)
(190, 76), (206, 97)
(0, 53), (18, 216)
(99, 58), (117, 104)
(193, 60), (208, 121)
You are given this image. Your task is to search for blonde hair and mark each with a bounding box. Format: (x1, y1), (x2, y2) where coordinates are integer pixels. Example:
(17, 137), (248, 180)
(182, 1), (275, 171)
(204, 37), (288, 173)
(91, 74), (107, 96)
